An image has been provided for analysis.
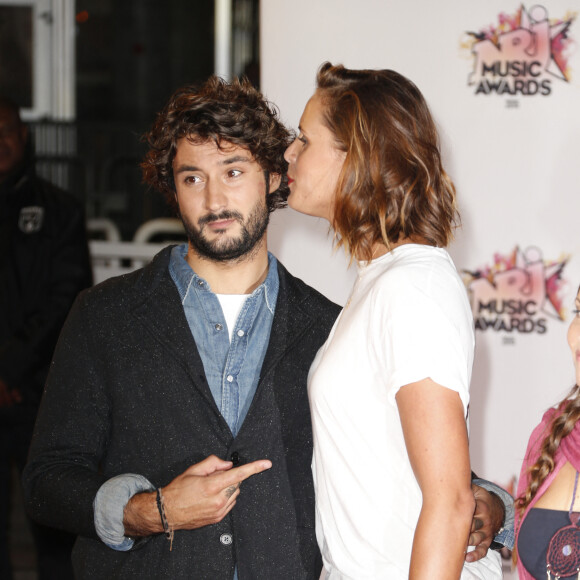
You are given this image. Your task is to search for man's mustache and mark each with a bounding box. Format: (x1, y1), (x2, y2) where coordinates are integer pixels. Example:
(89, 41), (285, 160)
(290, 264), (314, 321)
(198, 211), (243, 227)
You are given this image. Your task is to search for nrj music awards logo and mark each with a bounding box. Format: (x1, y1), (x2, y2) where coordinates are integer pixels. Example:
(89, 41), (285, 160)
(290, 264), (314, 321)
(462, 246), (568, 334)
(464, 5), (576, 96)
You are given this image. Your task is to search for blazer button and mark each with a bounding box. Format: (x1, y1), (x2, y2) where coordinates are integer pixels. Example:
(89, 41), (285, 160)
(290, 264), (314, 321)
(231, 451), (239, 466)
(220, 533), (233, 545)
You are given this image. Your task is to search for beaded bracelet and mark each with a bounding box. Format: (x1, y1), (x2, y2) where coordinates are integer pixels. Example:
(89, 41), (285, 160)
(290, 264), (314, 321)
(156, 488), (174, 551)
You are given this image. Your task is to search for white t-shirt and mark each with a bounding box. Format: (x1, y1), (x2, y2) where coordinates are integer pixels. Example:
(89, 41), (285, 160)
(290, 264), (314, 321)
(216, 293), (248, 342)
(309, 244), (496, 579)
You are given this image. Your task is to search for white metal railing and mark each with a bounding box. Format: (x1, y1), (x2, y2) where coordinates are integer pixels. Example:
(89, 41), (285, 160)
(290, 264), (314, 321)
(89, 240), (170, 285)
(132, 218), (184, 244)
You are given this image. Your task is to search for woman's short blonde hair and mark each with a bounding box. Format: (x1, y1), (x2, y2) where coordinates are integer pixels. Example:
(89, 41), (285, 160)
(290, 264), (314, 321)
(316, 62), (459, 261)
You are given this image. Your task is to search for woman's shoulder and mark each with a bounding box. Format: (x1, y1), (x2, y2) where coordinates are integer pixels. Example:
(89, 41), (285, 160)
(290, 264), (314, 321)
(371, 245), (461, 293)
(524, 407), (560, 461)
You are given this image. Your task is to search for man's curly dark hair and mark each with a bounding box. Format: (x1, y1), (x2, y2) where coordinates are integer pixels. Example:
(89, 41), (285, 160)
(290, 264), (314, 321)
(141, 76), (291, 213)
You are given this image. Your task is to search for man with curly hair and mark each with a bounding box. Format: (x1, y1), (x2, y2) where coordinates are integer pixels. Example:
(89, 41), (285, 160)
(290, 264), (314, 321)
(23, 77), (341, 579)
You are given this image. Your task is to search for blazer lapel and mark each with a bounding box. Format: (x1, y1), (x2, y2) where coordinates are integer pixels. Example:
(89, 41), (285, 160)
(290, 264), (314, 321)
(129, 255), (221, 415)
(256, 263), (318, 414)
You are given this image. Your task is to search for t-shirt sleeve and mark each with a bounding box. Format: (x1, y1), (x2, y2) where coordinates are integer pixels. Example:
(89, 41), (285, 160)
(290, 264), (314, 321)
(376, 272), (473, 413)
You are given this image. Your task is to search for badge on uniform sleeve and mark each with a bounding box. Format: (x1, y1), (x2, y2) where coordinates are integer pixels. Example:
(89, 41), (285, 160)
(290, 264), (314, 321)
(18, 206), (44, 233)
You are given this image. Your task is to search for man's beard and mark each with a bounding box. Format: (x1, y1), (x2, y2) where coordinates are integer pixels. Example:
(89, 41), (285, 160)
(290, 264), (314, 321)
(181, 200), (270, 262)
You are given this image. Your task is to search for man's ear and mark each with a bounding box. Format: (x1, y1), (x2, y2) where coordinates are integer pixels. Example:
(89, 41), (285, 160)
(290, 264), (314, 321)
(269, 172), (282, 192)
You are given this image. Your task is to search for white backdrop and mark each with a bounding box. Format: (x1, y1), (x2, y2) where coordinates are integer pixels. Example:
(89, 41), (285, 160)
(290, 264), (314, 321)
(261, 0), (580, 495)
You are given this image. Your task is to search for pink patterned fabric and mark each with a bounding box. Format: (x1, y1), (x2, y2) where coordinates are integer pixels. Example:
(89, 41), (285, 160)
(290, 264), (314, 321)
(515, 404), (580, 579)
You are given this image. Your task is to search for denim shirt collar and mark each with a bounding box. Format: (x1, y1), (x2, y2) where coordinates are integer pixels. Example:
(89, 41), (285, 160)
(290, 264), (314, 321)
(168, 243), (278, 312)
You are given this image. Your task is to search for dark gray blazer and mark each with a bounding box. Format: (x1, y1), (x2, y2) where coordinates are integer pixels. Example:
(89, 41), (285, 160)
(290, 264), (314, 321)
(23, 246), (341, 579)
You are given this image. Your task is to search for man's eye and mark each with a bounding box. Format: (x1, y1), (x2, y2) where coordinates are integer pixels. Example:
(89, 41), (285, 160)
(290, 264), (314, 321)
(227, 169), (242, 178)
(184, 175), (201, 184)
(297, 133), (307, 145)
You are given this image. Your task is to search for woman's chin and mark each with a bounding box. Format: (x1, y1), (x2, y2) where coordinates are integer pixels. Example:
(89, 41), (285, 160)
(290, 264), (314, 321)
(288, 196), (330, 221)
(287, 195), (305, 214)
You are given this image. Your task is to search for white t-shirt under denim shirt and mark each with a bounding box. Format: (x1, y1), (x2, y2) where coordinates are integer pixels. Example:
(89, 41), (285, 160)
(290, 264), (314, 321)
(309, 244), (501, 579)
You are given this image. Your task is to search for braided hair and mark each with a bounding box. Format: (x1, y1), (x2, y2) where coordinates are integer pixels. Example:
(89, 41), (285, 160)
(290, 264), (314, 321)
(516, 384), (580, 514)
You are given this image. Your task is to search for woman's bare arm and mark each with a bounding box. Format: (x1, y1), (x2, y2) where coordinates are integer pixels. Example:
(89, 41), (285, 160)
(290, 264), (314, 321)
(397, 378), (475, 579)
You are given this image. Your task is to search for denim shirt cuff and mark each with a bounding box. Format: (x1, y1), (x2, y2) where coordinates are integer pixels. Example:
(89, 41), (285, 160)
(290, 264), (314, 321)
(472, 477), (515, 549)
(93, 473), (155, 551)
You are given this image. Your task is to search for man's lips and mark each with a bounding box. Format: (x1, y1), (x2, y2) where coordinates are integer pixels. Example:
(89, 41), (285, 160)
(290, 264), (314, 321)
(206, 218), (236, 229)
(199, 211), (243, 230)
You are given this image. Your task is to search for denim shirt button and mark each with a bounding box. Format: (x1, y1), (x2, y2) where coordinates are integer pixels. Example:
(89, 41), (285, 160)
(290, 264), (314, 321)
(215, 323), (223, 331)
(237, 329), (244, 337)
(226, 375), (234, 382)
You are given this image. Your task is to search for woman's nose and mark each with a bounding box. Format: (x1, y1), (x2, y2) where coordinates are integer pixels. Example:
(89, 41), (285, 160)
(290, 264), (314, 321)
(284, 140), (297, 163)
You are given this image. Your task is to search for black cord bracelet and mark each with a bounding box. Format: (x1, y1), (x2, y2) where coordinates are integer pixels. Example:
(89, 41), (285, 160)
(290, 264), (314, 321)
(156, 488), (174, 551)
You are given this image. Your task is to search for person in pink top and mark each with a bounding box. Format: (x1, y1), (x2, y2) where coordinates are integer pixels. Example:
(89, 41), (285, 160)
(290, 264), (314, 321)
(515, 285), (580, 579)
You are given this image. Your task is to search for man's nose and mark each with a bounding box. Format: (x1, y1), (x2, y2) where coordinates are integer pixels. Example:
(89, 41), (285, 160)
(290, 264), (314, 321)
(204, 179), (227, 211)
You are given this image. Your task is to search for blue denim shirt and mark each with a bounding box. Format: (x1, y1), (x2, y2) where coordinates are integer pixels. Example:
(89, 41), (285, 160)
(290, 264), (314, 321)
(94, 244), (279, 559)
(170, 244), (279, 437)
